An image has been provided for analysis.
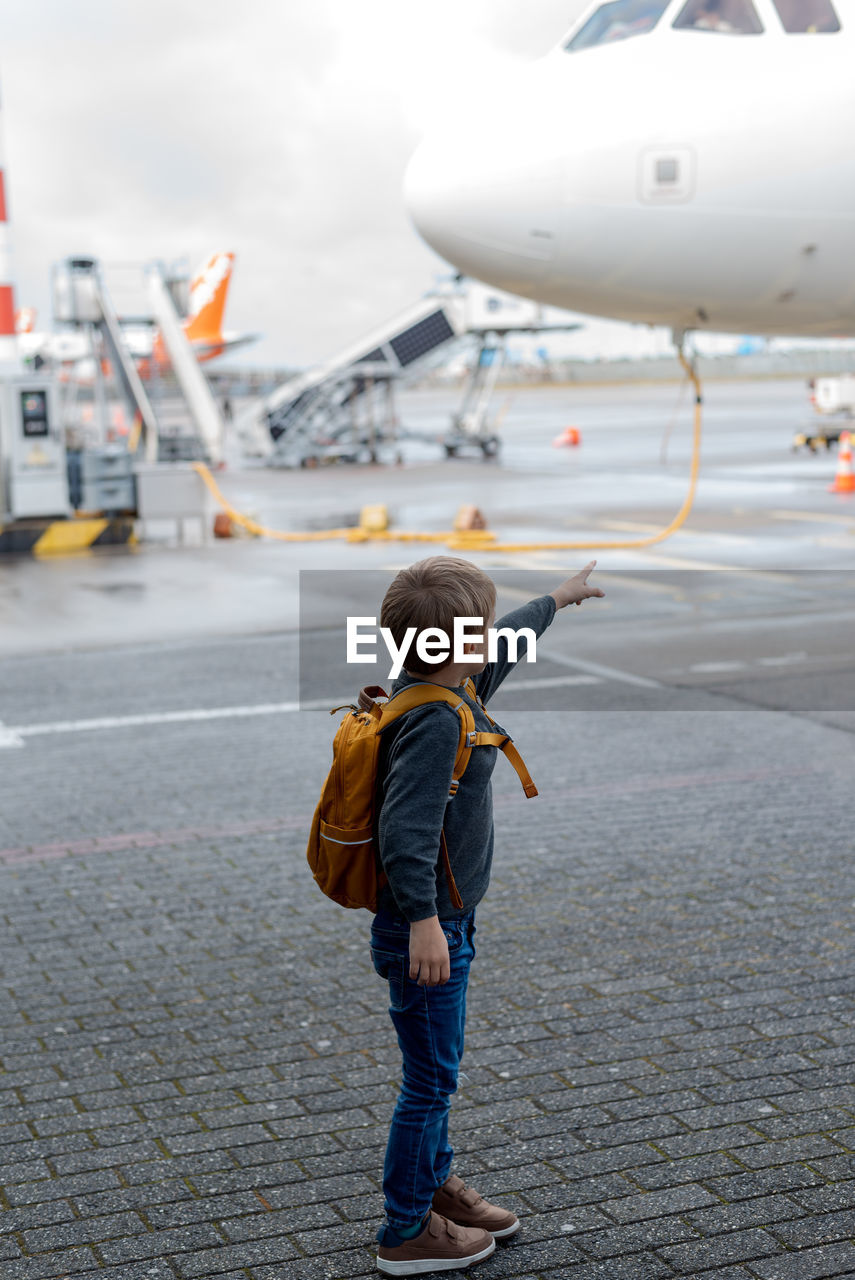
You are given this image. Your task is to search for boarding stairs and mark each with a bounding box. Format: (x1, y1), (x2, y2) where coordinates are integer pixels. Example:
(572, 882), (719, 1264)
(239, 294), (467, 467)
(238, 285), (586, 466)
(82, 264), (160, 462)
(55, 258), (225, 466)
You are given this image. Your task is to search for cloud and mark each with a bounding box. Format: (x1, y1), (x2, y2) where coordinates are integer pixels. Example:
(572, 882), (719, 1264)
(1, 0), (587, 366)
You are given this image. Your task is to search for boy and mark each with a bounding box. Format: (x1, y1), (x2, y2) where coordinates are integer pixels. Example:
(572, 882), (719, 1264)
(370, 555), (604, 1274)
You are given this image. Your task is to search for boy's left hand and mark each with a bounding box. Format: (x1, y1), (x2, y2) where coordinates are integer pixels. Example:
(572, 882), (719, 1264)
(550, 560), (605, 609)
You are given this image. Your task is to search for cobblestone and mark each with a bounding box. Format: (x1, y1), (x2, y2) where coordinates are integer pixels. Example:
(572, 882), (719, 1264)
(1, 632), (853, 1279)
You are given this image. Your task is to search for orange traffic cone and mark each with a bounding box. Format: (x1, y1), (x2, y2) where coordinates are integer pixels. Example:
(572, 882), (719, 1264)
(552, 426), (581, 448)
(829, 430), (855, 494)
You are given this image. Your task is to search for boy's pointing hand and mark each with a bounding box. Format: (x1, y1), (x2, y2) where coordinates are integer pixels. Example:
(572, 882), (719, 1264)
(550, 560), (606, 609)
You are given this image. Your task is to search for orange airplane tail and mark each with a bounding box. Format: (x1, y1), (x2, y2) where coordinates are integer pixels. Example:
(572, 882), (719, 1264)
(15, 306), (36, 334)
(183, 251), (234, 343)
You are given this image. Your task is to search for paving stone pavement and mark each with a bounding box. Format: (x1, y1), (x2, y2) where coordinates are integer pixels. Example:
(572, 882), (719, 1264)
(1, 635), (854, 1280)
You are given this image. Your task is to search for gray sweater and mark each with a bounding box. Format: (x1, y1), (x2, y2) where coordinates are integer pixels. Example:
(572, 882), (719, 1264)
(375, 595), (557, 921)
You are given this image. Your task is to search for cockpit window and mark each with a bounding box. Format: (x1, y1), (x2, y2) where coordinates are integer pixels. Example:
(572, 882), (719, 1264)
(565, 0), (670, 51)
(673, 0), (763, 34)
(770, 0), (840, 32)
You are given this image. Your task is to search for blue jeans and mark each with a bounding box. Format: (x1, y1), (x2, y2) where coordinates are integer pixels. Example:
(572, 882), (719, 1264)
(370, 909), (476, 1230)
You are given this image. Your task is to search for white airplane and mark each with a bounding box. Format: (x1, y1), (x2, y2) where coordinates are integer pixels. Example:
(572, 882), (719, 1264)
(404, 0), (855, 340)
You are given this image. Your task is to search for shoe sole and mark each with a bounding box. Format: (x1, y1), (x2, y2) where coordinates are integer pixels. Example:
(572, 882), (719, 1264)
(377, 1236), (496, 1275)
(492, 1218), (521, 1239)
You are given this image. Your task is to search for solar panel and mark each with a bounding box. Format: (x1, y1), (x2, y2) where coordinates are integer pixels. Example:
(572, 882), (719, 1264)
(389, 310), (456, 367)
(355, 347), (387, 364)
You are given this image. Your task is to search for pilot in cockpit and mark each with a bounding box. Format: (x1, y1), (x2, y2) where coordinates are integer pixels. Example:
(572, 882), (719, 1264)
(674, 0), (761, 33)
(691, 0), (738, 31)
(773, 0), (840, 31)
(601, 4), (667, 41)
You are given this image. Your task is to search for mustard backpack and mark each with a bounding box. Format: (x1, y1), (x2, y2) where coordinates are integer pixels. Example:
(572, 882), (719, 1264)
(307, 680), (537, 912)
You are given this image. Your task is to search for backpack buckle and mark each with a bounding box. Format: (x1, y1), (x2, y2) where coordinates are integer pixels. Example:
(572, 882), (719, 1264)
(465, 731), (477, 747)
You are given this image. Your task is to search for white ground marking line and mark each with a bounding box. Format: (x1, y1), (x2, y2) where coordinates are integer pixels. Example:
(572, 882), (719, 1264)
(0, 675), (604, 747)
(688, 661), (748, 674)
(756, 652), (809, 667)
(538, 649), (664, 690)
(0, 723), (24, 748)
(670, 652), (846, 677)
(3, 699), (337, 744)
(13, 702), (303, 736)
(491, 675), (600, 691)
(815, 535), (855, 548)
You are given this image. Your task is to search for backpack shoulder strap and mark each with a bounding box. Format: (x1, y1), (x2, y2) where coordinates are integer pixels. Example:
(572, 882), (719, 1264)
(462, 678), (538, 798)
(378, 684), (475, 797)
(377, 681), (536, 798)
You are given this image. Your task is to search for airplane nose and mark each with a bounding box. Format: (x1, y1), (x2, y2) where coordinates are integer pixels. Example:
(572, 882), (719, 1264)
(403, 129), (560, 289)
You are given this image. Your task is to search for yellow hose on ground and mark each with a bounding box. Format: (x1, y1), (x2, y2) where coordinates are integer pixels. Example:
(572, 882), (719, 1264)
(192, 464), (353, 542)
(470, 349), (703, 553)
(191, 353), (703, 553)
(191, 463), (492, 547)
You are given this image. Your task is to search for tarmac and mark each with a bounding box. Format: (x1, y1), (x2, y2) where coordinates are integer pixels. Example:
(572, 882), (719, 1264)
(0, 379), (853, 1279)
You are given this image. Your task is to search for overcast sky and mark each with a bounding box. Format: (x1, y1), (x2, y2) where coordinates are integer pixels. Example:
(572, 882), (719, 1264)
(2, 0), (645, 368)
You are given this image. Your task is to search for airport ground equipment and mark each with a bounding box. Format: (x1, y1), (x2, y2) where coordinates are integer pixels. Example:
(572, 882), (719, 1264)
(242, 294), (467, 467)
(53, 258), (160, 462)
(813, 375), (855, 418)
(444, 334), (505, 457)
(794, 375), (855, 450)
(792, 425), (846, 452)
(0, 369), (140, 552)
(134, 462), (213, 544)
(146, 265), (225, 466)
(193, 342), (705, 552)
(68, 444), (136, 515)
(0, 374), (70, 521)
(240, 287), (584, 467)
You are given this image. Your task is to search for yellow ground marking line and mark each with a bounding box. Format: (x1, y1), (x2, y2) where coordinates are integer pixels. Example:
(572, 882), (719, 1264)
(593, 518), (755, 546)
(769, 509), (855, 526)
(499, 577), (680, 602)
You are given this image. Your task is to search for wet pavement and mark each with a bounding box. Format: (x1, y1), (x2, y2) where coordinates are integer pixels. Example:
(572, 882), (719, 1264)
(0, 380), (853, 1279)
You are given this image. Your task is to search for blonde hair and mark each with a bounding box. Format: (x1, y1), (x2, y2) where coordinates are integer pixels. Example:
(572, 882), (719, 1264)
(380, 556), (496, 677)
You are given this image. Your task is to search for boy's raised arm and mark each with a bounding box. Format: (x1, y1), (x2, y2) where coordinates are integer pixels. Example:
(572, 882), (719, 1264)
(475, 594), (555, 702)
(476, 561), (604, 702)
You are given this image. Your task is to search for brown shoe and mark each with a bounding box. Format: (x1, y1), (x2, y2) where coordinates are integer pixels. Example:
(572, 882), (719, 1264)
(432, 1174), (520, 1239)
(376, 1209), (495, 1275)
